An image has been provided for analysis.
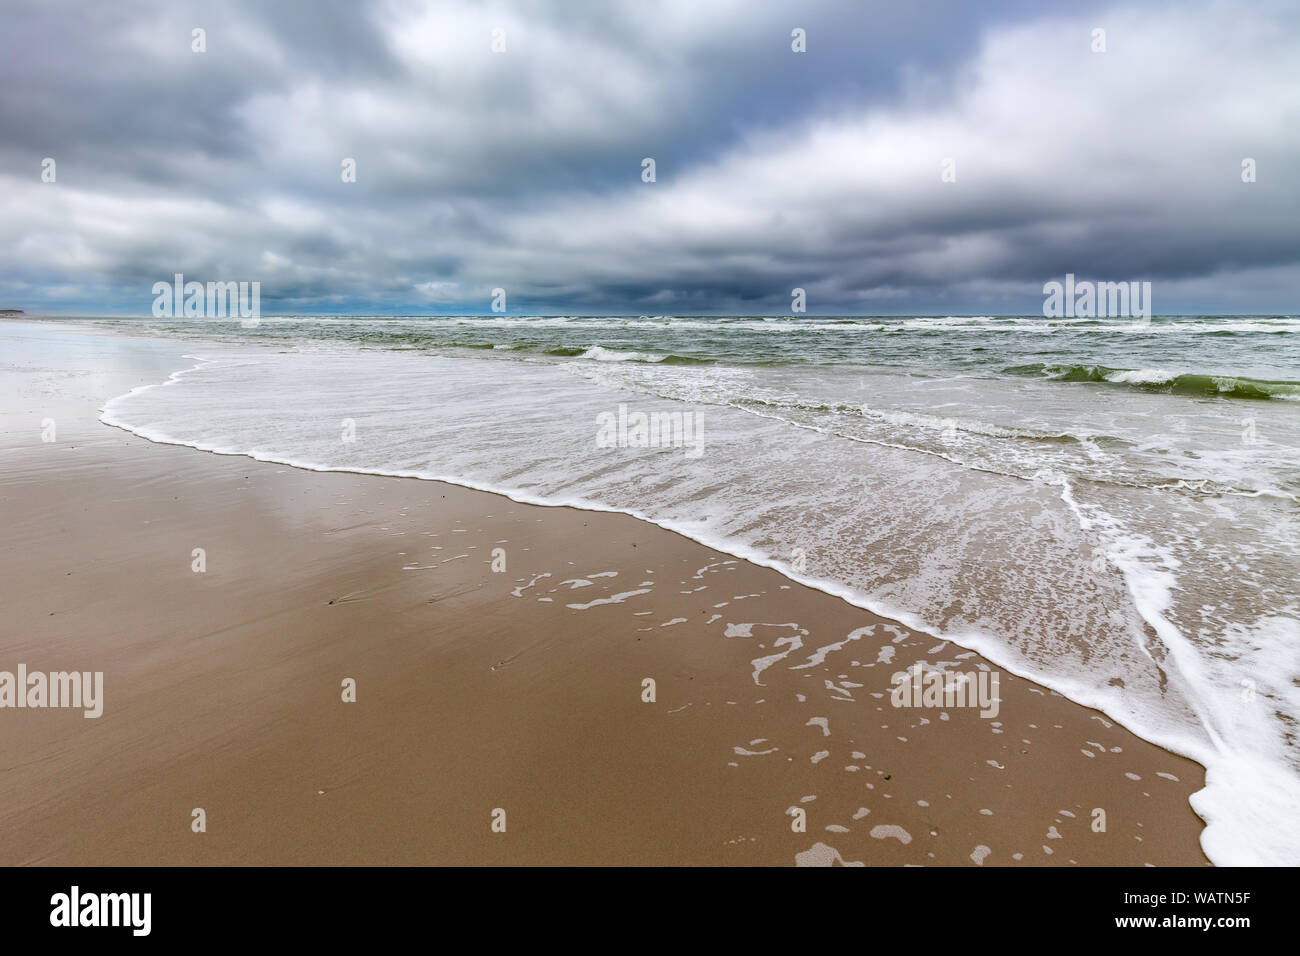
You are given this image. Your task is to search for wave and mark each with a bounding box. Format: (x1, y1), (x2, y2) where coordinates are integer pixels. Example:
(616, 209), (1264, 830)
(725, 395), (1097, 443)
(1004, 363), (1300, 400)
(570, 345), (713, 364)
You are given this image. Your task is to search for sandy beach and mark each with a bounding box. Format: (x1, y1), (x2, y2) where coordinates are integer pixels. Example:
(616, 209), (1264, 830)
(0, 321), (1209, 866)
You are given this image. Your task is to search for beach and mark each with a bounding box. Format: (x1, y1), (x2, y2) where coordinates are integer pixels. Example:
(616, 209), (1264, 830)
(0, 319), (1213, 865)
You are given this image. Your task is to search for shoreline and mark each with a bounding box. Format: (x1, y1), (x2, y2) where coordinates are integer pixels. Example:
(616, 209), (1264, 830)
(100, 402), (1222, 803)
(0, 320), (1212, 865)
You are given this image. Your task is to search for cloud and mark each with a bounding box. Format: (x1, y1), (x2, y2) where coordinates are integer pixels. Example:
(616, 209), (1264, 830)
(1, 0), (1297, 314)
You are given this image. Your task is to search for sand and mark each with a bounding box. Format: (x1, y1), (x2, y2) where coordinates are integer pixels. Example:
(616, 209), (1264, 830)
(0, 323), (1209, 865)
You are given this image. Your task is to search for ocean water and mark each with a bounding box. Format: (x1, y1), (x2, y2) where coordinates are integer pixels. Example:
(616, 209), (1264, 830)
(56, 313), (1300, 865)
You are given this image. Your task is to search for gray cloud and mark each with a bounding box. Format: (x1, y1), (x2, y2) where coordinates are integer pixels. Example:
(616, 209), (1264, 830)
(2, 0), (1298, 315)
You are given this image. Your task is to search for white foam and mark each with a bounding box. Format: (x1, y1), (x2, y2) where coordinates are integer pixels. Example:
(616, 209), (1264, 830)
(869, 825), (912, 844)
(566, 589), (650, 610)
(1105, 368), (1175, 385)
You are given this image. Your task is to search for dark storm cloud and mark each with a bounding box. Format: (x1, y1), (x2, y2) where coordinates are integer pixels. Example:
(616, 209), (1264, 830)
(1, 0), (1298, 315)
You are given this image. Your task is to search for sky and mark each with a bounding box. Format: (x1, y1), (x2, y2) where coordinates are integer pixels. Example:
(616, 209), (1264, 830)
(2, 0), (1298, 316)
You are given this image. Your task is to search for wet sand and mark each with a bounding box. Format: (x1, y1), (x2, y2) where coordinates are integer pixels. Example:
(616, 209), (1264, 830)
(0, 324), (1209, 865)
